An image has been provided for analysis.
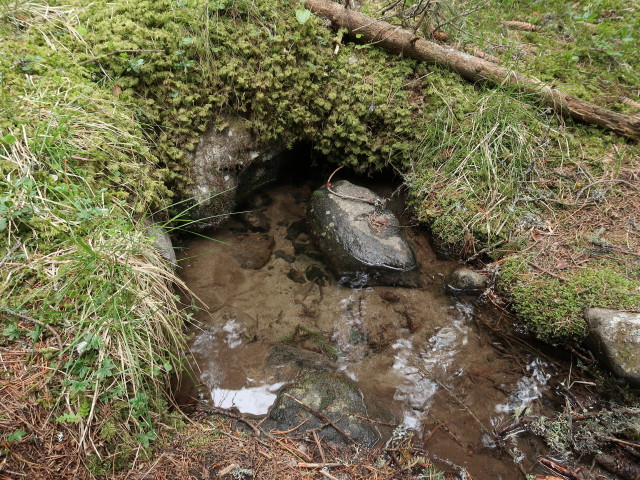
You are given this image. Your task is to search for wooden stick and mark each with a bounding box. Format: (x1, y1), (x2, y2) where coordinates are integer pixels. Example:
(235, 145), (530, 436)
(0, 308), (63, 351)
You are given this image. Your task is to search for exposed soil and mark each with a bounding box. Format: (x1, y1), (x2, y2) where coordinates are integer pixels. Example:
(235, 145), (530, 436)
(174, 177), (573, 479)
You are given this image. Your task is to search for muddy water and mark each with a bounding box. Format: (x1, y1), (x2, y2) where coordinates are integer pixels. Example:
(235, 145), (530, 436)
(176, 180), (555, 479)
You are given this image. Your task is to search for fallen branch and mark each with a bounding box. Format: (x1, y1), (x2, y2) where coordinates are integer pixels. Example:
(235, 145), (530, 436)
(306, 0), (640, 140)
(503, 20), (539, 31)
(538, 457), (586, 480)
(596, 452), (640, 480)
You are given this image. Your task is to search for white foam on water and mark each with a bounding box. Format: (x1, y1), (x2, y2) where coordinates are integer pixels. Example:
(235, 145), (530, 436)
(391, 302), (472, 431)
(222, 319), (243, 348)
(495, 358), (551, 413)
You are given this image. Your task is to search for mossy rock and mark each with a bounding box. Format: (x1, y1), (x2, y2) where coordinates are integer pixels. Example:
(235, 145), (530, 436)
(263, 369), (385, 447)
(585, 308), (640, 386)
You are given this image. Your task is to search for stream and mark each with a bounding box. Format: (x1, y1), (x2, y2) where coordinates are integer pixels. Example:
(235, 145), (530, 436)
(175, 175), (570, 479)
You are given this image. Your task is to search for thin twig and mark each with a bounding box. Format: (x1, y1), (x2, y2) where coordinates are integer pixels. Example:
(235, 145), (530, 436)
(467, 239), (506, 262)
(575, 179), (637, 201)
(325, 166), (378, 206)
(313, 430), (326, 463)
(282, 393), (365, 448)
(602, 436), (640, 449)
(0, 307), (63, 351)
(0, 240), (21, 269)
(78, 49), (164, 65)
(320, 470), (340, 480)
(527, 261), (569, 281)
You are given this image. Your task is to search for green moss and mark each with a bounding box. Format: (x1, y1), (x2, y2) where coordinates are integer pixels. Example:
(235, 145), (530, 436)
(500, 257), (640, 343)
(66, 0), (426, 196)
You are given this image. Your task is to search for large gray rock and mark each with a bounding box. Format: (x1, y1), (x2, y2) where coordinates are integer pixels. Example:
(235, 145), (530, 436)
(307, 180), (418, 287)
(585, 308), (640, 386)
(265, 345), (337, 382)
(183, 115), (285, 231)
(263, 345), (393, 447)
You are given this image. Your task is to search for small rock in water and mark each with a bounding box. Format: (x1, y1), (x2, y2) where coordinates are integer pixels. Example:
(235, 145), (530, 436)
(238, 210), (270, 232)
(307, 180), (418, 287)
(286, 268), (306, 284)
(445, 267), (488, 296)
(274, 250), (295, 263)
(230, 232), (274, 269)
(585, 308), (640, 386)
(304, 264), (331, 286)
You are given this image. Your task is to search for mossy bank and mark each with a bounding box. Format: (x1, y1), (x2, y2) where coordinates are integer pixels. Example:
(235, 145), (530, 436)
(1, 0), (639, 476)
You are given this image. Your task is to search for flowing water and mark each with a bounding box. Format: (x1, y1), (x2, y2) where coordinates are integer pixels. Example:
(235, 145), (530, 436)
(175, 178), (566, 479)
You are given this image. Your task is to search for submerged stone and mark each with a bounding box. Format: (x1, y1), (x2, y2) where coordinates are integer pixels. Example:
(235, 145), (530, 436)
(307, 180), (418, 287)
(230, 232), (274, 270)
(585, 308), (640, 386)
(263, 369), (382, 447)
(445, 267), (489, 296)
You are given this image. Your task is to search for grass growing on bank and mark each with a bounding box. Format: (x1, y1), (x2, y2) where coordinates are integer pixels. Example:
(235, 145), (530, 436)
(393, 0), (640, 342)
(0, 3), (189, 476)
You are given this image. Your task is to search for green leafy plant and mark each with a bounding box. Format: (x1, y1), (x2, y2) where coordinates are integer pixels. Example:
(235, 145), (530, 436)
(295, 8), (311, 24)
(3, 430), (26, 442)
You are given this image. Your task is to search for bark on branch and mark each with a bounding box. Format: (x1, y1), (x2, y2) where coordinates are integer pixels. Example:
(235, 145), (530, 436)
(306, 0), (640, 140)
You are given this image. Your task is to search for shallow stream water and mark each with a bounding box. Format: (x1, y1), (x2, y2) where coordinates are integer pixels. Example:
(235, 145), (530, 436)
(176, 177), (565, 479)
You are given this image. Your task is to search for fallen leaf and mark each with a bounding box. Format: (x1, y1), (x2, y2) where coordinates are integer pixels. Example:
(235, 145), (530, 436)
(554, 260), (569, 270)
(503, 20), (540, 31)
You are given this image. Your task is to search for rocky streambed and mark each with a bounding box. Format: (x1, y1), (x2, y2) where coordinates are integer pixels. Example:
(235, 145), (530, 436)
(174, 175), (630, 479)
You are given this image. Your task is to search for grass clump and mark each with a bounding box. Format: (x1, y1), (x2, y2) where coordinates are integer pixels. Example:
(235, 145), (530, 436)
(406, 79), (549, 257)
(499, 257), (639, 342)
(0, 2), (189, 476)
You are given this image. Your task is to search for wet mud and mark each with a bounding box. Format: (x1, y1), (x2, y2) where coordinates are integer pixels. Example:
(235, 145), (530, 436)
(175, 179), (561, 479)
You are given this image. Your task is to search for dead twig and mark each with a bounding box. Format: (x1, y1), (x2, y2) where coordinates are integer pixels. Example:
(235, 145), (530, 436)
(313, 430), (327, 463)
(325, 166), (378, 206)
(526, 262), (569, 282)
(467, 238), (507, 262)
(282, 393), (365, 448)
(78, 49), (164, 65)
(602, 436), (640, 449)
(0, 308), (63, 351)
(538, 457), (586, 480)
